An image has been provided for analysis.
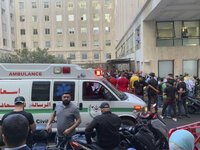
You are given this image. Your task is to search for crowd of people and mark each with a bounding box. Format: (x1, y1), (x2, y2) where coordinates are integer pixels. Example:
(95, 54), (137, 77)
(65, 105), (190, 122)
(104, 70), (200, 122)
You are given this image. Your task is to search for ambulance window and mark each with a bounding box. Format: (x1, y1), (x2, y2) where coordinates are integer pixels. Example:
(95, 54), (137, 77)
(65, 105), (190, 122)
(32, 81), (50, 101)
(53, 82), (75, 101)
(82, 82), (116, 101)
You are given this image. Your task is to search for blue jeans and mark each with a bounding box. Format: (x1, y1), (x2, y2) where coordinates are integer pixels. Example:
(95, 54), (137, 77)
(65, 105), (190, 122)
(158, 95), (163, 107)
(56, 135), (72, 150)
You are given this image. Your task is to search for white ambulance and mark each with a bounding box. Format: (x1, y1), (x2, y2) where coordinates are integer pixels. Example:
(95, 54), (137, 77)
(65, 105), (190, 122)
(0, 63), (146, 132)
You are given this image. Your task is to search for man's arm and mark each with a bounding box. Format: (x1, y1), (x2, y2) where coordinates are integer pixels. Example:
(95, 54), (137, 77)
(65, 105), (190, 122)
(85, 119), (98, 144)
(30, 122), (36, 132)
(46, 112), (56, 132)
(63, 118), (81, 135)
(148, 84), (159, 93)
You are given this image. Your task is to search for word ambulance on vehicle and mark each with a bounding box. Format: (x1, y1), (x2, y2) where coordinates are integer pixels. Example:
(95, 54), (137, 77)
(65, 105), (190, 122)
(0, 63), (146, 132)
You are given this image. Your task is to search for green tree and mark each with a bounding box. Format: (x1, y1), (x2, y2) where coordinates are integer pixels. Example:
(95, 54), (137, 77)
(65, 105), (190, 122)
(0, 48), (67, 64)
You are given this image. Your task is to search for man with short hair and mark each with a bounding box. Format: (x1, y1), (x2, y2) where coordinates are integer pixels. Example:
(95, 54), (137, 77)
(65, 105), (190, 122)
(2, 114), (31, 150)
(46, 92), (81, 150)
(147, 72), (159, 112)
(85, 102), (121, 150)
(134, 76), (148, 100)
(117, 73), (130, 92)
(0, 96), (36, 148)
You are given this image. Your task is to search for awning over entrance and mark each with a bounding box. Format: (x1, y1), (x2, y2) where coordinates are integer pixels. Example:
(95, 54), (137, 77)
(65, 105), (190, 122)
(145, 0), (200, 21)
(107, 58), (131, 64)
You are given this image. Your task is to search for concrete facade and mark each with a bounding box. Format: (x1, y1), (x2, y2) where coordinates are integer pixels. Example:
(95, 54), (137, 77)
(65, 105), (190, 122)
(115, 0), (200, 77)
(0, 0), (16, 55)
(14, 0), (115, 66)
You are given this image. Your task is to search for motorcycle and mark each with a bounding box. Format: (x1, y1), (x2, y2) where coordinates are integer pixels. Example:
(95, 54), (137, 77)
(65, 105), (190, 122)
(187, 96), (200, 114)
(135, 107), (169, 150)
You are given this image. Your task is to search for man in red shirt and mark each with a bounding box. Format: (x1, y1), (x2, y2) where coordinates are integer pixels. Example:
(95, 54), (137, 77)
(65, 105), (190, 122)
(117, 73), (130, 92)
(109, 74), (117, 87)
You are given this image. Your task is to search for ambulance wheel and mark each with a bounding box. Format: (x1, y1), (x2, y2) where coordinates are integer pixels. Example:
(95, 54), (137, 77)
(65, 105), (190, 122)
(121, 117), (136, 127)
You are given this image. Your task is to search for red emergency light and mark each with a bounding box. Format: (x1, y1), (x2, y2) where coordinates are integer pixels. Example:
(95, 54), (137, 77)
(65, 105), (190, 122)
(95, 69), (101, 76)
(134, 105), (141, 111)
(63, 67), (71, 74)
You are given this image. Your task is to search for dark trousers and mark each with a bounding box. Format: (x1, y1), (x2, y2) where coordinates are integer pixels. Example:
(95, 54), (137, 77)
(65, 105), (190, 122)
(56, 136), (72, 150)
(162, 98), (176, 117)
(177, 96), (188, 116)
(148, 94), (158, 112)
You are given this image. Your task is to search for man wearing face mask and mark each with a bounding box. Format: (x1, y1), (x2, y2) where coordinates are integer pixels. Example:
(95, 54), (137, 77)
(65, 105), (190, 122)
(46, 92), (81, 150)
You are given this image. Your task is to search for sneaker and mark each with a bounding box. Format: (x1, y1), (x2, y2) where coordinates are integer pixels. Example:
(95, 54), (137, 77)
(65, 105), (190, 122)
(166, 116), (172, 119)
(160, 115), (164, 119)
(172, 118), (177, 122)
(185, 114), (190, 118)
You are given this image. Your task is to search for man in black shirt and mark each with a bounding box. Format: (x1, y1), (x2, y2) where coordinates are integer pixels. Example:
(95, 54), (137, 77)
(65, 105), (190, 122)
(161, 81), (177, 121)
(147, 72), (159, 112)
(85, 102), (121, 150)
(177, 77), (189, 118)
(134, 76), (148, 100)
(0, 96), (36, 148)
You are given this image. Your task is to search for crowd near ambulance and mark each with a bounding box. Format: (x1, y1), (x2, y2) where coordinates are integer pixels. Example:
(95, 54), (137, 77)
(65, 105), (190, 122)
(0, 63), (198, 150)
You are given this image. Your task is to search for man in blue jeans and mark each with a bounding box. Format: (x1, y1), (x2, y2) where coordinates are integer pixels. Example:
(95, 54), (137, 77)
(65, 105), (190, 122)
(46, 92), (81, 150)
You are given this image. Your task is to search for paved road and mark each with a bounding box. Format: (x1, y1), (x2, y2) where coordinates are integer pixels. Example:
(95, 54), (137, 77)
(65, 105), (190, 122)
(162, 112), (200, 131)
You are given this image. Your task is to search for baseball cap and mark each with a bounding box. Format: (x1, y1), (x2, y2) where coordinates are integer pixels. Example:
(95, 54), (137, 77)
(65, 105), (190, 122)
(99, 102), (110, 108)
(15, 96), (25, 104)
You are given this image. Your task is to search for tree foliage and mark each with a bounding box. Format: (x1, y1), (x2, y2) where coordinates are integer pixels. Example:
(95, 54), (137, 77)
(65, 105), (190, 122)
(0, 48), (67, 64)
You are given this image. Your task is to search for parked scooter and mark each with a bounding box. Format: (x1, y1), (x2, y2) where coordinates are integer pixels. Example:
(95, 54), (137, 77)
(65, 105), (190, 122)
(187, 96), (200, 114)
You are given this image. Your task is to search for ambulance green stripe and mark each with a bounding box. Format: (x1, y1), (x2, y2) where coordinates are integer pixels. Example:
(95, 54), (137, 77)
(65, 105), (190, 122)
(0, 108), (134, 114)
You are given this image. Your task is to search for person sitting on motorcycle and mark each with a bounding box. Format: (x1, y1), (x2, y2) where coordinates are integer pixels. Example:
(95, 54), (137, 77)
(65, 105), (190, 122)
(85, 102), (121, 150)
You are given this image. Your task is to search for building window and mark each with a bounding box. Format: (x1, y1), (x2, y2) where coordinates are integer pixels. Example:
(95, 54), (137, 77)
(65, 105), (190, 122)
(105, 27), (110, 32)
(93, 14), (100, 21)
(82, 41), (87, 47)
(68, 15), (74, 21)
(2, 24), (6, 32)
(94, 53), (99, 59)
(70, 41), (75, 47)
(20, 29), (25, 35)
(32, 2), (37, 8)
(10, 0), (14, 7)
(45, 15), (49, 21)
(33, 29), (38, 35)
(70, 53), (75, 59)
(11, 27), (14, 34)
(56, 15), (62, 22)
(45, 41), (50, 48)
(92, 1), (100, 9)
(81, 14), (86, 21)
(20, 15), (25, 22)
(3, 39), (7, 46)
(12, 41), (15, 48)
(106, 53), (111, 59)
(44, 2), (49, 8)
(135, 27), (141, 50)
(21, 42), (26, 49)
(93, 40), (99, 46)
(56, 1), (61, 8)
(69, 28), (75, 34)
(32, 16), (37, 22)
(93, 27), (99, 34)
(45, 28), (50, 34)
(81, 28), (87, 33)
(57, 41), (63, 47)
(105, 14), (111, 22)
(79, 1), (86, 9)
(57, 29), (62, 34)
(183, 60), (198, 76)
(68, 2), (74, 11)
(105, 0), (110, 5)
(10, 13), (14, 21)
(33, 42), (39, 48)
(19, 2), (24, 9)
(105, 40), (111, 46)
(82, 53), (87, 59)
(1, 9), (5, 15)
(158, 60), (174, 78)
